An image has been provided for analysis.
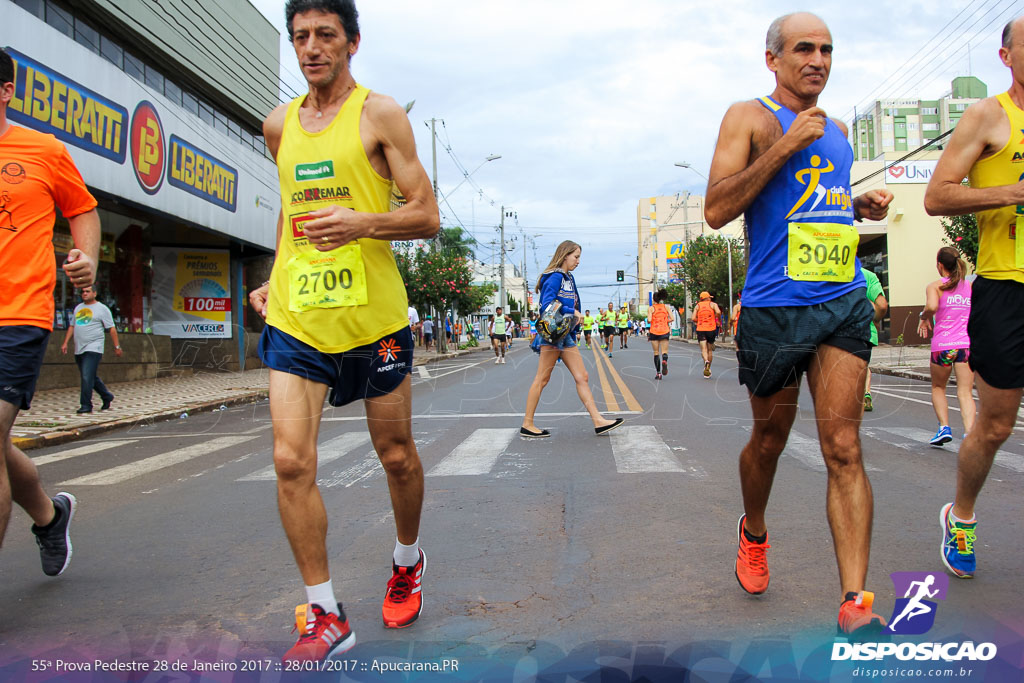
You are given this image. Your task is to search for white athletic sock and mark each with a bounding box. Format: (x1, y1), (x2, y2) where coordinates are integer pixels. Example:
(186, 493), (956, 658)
(949, 508), (976, 525)
(305, 580), (339, 616)
(394, 537), (420, 567)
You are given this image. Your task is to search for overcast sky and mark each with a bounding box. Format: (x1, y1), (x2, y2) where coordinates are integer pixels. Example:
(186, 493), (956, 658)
(251, 0), (1021, 311)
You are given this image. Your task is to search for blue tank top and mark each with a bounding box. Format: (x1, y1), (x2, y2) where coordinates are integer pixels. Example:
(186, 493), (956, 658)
(743, 96), (865, 307)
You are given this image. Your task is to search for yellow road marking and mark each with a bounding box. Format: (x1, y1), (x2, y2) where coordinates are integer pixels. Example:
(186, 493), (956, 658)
(589, 344), (619, 412)
(597, 346), (642, 413)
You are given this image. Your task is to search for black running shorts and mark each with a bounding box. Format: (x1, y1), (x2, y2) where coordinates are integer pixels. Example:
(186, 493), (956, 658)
(696, 330), (717, 344)
(968, 276), (1024, 389)
(259, 325), (414, 407)
(0, 325), (50, 410)
(648, 333), (670, 341)
(736, 288), (873, 397)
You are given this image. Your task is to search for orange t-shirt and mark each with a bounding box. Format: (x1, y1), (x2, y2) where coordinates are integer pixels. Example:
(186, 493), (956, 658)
(694, 300), (718, 331)
(0, 125), (97, 329)
(649, 303), (671, 335)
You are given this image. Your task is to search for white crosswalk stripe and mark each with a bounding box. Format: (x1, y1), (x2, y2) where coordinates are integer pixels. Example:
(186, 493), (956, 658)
(609, 425), (702, 475)
(994, 451), (1024, 473)
(865, 426), (1024, 473)
(60, 435), (260, 486)
(742, 427), (882, 473)
(237, 431), (372, 482)
(426, 428), (518, 476)
(31, 440), (137, 466)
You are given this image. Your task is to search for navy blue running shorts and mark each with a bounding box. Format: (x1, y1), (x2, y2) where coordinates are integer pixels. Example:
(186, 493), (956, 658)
(736, 288), (873, 398)
(0, 325), (51, 410)
(258, 325), (414, 407)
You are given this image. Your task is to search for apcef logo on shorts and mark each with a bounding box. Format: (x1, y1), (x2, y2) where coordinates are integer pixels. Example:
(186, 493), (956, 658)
(377, 338), (400, 363)
(130, 101), (165, 195)
(295, 161), (334, 182)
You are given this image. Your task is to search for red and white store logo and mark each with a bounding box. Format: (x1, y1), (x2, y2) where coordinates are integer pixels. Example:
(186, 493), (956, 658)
(130, 101), (165, 195)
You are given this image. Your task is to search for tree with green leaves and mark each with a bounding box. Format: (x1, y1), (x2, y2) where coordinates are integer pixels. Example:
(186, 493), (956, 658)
(940, 214), (979, 268)
(394, 241), (495, 352)
(670, 234), (746, 310)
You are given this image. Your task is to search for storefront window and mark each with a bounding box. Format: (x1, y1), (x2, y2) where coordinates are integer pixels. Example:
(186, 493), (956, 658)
(100, 35), (123, 69)
(124, 51), (144, 82)
(52, 207), (152, 334)
(44, 2), (73, 39)
(74, 16), (100, 55)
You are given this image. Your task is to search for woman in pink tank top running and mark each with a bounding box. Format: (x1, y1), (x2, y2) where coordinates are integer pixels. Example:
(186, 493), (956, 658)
(917, 247), (976, 447)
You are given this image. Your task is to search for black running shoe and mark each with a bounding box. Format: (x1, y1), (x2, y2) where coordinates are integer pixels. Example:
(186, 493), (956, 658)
(32, 492), (76, 576)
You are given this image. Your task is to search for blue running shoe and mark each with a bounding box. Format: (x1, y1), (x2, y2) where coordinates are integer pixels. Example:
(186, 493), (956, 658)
(929, 425), (953, 447)
(940, 502), (976, 579)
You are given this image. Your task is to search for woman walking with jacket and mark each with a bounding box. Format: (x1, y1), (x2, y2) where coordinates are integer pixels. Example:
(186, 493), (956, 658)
(520, 241), (623, 438)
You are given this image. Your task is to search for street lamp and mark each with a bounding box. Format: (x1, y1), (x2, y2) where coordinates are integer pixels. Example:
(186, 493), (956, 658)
(674, 161), (708, 180)
(447, 154), (502, 198)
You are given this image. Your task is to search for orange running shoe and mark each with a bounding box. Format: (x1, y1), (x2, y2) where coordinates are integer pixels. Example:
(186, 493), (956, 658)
(282, 603), (355, 662)
(735, 514), (770, 594)
(837, 591), (887, 637)
(382, 549), (425, 628)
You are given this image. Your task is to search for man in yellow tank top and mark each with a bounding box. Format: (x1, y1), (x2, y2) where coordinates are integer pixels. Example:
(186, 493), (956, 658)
(247, 0), (439, 662)
(924, 16), (1024, 582)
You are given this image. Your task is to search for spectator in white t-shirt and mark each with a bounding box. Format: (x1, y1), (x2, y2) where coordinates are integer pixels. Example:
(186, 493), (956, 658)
(422, 316), (434, 351)
(61, 285), (121, 413)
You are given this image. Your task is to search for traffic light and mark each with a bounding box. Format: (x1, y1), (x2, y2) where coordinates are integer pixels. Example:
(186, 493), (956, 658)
(616, 270), (624, 282)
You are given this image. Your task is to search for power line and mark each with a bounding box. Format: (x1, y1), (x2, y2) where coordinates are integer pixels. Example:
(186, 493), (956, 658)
(839, 0), (1002, 123)
(149, 0), (288, 108)
(844, 0), (1023, 125)
(851, 129), (953, 188)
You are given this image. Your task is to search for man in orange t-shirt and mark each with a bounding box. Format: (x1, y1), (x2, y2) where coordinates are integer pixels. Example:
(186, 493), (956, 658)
(0, 49), (100, 576)
(692, 291), (722, 378)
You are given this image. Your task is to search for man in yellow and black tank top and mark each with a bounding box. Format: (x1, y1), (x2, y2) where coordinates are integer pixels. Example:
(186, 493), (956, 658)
(247, 1), (439, 662)
(924, 15), (1024, 581)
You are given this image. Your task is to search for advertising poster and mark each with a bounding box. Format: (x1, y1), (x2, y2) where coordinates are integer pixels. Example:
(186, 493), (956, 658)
(150, 247), (232, 338)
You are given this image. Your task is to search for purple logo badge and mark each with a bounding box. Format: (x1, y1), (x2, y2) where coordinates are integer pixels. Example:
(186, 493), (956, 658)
(887, 572), (949, 635)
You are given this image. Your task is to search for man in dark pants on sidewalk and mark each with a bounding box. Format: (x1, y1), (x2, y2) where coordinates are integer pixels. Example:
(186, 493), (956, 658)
(61, 285), (121, 413)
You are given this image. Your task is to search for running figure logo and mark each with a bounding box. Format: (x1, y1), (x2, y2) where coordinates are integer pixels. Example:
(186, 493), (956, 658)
(887, 571), (949, 635)
(0, 190), (18, 233)
(786, 154), (835, 219)
(377, 338), (400, 363)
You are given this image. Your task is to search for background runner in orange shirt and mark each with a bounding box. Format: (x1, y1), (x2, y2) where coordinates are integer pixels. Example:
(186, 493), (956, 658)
(0, 48), (99, 576)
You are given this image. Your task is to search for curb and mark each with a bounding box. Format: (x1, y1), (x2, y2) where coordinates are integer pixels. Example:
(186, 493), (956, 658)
(14, 345), (493, 451)
(12, 391), (270, 451)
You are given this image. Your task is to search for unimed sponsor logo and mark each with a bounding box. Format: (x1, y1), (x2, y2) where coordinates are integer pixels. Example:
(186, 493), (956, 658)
(180, 323), (225, 333)
(295, 160), (334, 181)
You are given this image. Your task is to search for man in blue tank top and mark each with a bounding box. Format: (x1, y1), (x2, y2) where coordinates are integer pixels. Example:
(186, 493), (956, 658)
(705, 12), (894, 637)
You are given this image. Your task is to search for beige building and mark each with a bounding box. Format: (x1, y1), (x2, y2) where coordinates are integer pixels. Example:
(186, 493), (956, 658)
(852, 150), (959, 344)
(635, 193), (744, 311)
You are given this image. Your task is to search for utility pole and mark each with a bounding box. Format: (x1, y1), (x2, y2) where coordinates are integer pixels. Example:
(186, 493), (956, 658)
(499, 206), (506, 313)
(681, 191), (692, 339)
(429, 118), (439, 200)
(522, 232), (529, 315)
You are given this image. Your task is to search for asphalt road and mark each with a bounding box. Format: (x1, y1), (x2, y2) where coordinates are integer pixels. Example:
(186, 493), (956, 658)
(2, 337), (1022, 680)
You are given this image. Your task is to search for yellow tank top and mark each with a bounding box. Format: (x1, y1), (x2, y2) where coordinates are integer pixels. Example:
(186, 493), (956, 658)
(266, 86), (409, 352)
(967, 91), (1024, 283)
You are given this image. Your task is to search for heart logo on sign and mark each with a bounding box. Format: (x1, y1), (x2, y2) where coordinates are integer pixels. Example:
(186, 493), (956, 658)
(888, 166), (905, 178)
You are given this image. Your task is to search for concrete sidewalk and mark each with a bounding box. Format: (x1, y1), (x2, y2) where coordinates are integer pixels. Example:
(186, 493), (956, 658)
(12, 344), (488, 451)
